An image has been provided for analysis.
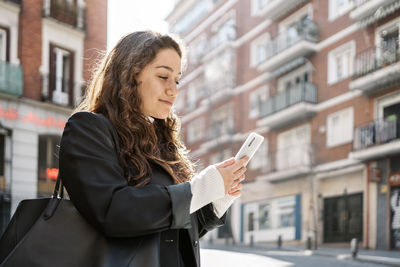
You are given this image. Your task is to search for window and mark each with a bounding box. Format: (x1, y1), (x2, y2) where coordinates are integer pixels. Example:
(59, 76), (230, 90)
(189, 35), (207, 65)
(172, 1), (213, 34)
(277, 197), (296, 228)
(250, 34), (269, 67)
(326, 107), (354, 147)
(186, 76), (204, 111)
(0, 27), (9, 62)
(210, 13), (236, 48)
(209, 148), (232, 165)
(329, 0), (354, 21)
(251, 0), (272, 16)
(187, 117), (205, 144)
(210, 104), (234, 138)
(38, 135), (61, 182)
(250, 141), (268, 170)
(277, 124), (311, 170)
(258, 203), (271, 230)
(174, 90), (185, 112)
(205, 50), (235, 91)
(327, 41), (355, 84)
(249, 86), (269, 118)
(278, 64), (312, 92)
(49, 44), (74, 106)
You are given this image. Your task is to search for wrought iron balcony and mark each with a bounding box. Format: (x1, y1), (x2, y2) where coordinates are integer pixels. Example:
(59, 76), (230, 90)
(43, 0), (86, 30)
(350, 117), (400, 160)
(350, 0), (400, 27)
(1, 0), (21, 5)
(258, 19), (318, 72)
(354, 118), (399, 150)
(256, 0), (310, 21)
(257, 82), (317, 129)
(0, 61), (23, 97)
(350, 42), (400, 93)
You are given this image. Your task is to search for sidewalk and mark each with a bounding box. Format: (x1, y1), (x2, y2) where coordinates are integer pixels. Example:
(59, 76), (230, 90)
(201, 241), (400, 266)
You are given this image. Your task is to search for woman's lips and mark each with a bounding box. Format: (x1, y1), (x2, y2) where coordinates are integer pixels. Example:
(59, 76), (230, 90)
(160, 99), (173, 106)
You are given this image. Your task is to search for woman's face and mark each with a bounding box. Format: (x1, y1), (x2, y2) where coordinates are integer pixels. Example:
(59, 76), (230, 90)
(136, 48), (181, 119)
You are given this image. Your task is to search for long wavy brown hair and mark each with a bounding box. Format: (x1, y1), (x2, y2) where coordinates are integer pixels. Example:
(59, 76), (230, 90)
(75, 31), (194, 186)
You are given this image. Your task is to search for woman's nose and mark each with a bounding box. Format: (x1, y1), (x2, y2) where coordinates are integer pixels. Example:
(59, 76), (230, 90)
(166, 82), (178, 96)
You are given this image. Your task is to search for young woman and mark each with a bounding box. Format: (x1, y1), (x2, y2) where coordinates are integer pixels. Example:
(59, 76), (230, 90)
(59, 31), (248, 267)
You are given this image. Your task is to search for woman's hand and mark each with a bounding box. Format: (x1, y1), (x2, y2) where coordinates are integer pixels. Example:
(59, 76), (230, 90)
(215, 157), (249, 197)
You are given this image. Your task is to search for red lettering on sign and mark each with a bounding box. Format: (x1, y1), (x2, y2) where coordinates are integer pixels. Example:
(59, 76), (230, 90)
(0, 104), (66, 129)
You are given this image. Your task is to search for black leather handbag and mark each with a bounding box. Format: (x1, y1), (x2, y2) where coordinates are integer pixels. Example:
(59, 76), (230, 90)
(0, 175), (158, 267)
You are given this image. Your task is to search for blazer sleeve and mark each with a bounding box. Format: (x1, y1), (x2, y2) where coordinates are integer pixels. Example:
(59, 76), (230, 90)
(196, 203), (226, 238)
(59, 111), (192, 238)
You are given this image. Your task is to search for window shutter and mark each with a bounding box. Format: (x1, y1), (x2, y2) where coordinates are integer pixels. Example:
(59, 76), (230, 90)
(68, 51), (74, 106)
(49, 44), (56, 100)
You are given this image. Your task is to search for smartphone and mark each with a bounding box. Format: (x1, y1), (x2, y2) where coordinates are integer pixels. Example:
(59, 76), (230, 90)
(235, 132), (264, 167)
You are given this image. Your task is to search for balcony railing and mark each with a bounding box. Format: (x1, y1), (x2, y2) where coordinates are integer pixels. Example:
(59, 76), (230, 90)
(43, 0), (86, 30)
(1, 0), (21, 5)
(353, 42), (399, 78)
(350, 0), (400, 26)
(260, 82), (317, 117)
(354, 118), (399, 150)
(0, 61), (23, 97)
(266, 20), (318, 60)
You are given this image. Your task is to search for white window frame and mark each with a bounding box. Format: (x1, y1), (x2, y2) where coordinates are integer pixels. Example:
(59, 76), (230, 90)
(250, 0), (272, 16)
(53, 47), (71, 105)
(0, 28), (7, 61)
(187, 117), (205, 144)
(327, 41), (355, 85)
(250, 33), (270, 67)
(328, 0), (354, 21)
(376, 92), (400, 120)
(375, 17), (400, 60)
(277, 63), (313, 92)
(278, 3), (313, 33)
(249, 86), (269, 119)
(250, 140), (268, 170)
(326, 107), (354, 148)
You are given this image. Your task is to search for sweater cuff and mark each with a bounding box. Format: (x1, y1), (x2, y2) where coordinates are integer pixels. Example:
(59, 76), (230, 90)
(212, 195), (238, 218)
(189, 165), (225, 214)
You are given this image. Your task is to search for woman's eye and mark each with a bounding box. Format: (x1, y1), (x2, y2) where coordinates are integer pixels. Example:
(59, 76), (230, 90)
(175, 81), (180, 85)
(159, 76), (168, 80)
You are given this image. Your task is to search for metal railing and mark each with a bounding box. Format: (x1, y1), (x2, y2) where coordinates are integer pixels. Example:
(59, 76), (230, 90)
(353, 41), (399, 78)
(43, 0), (86, 30)
(260, 82), (317, 117)
(0, 61), (23, 97)
(354, 118), (399, 150)
(266, 19), (318, 60)
(353, 0), (371, 8)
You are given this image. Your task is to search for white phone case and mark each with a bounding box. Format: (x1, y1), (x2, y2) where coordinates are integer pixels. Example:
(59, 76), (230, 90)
(235, 132), (264, 167)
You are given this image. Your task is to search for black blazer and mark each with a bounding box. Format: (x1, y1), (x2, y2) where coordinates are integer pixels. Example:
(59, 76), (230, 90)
(59, 111), (225, 267)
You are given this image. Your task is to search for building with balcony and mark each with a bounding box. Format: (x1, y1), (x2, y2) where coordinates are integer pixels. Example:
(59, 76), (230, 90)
(168, 0), (400, 251)
(0, 0), (107, 234)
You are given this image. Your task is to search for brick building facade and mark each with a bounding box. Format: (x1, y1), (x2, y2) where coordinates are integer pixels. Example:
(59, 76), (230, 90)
(0, 0), (107, 234)
(167, 0), (400, 250)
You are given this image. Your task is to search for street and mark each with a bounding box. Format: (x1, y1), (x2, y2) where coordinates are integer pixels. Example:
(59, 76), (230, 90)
(200, 249), (389, 267)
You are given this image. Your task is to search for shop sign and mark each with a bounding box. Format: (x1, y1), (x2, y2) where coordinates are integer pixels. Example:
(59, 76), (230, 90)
(46, 168), (59, 181)
(0, 104), (66, 129)
(389, 173), (400, 187)
(369, 167), (382, 183)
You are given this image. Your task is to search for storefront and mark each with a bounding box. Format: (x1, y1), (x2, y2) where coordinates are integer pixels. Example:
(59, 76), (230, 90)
(241, 194), (302, 244)
(0, 96), (70, 234)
